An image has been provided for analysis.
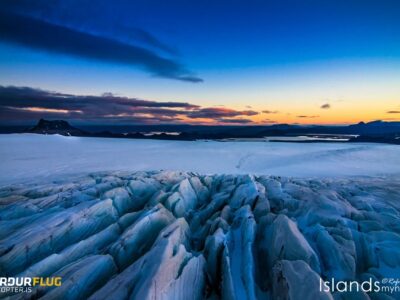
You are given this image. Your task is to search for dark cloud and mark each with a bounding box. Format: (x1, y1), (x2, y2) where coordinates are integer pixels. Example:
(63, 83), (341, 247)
(2, 0), (179, 57)
(101, 92), (115, 97)
(98, 25), (179, 57)
(296, 115), (319, 118)
(0, 86), (198, 109)
(386, 110), (400, 114)
(217, 118), (254, 124)
(0, 86), (257, 124)
(187, 107), (258, 119)
(0, 10), (202, 83)
(320, 103), (331, 109)
(262, 110), (279, 114)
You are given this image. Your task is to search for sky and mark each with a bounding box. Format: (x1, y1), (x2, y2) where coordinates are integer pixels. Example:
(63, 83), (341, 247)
(0, 0), (400, 125)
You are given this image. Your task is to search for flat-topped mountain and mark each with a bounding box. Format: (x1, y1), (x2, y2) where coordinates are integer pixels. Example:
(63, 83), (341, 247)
(28, 118), (88, 136)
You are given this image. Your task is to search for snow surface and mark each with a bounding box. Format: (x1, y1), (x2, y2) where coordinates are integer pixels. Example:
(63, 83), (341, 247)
(1, 133), (400, 185)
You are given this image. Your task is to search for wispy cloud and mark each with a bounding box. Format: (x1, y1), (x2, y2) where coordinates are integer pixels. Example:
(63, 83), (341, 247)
(386, 110), (400, 114)
(218, 118), (254, 124)
(297, 115), (319, 118)
(261, 119), (278, 124)
(320, 103), (331, 109)
(0, 86), (259, 124)
(382, 118), (400, 121)
(0, 9), (202, 82)
(262, 110), (279, 114)
(187, 107), (258, 119)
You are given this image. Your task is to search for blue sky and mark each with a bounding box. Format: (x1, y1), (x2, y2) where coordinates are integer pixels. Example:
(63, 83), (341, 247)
(1, 0), (400, 125)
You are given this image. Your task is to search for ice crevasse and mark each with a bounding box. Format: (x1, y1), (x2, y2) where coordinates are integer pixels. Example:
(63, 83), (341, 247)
(0, 171), (399, 299)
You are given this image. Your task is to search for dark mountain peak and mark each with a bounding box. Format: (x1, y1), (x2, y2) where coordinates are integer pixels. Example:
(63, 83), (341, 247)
(35, 119), (75, 130)
(366, 120), (384, 125)
(29, 119), (87, 136)
(351, 120), (399, 128)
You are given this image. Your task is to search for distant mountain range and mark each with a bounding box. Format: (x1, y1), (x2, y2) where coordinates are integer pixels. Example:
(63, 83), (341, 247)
(1, 119), (400, 144)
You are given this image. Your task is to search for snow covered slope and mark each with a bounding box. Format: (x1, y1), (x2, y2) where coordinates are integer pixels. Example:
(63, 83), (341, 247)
(1, 134), (400, 185)
(0, 171), (399, 299)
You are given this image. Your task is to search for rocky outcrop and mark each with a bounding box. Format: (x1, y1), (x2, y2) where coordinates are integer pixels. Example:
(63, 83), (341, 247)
(0, 171), (399, 299)
(28, 119), (88, 136)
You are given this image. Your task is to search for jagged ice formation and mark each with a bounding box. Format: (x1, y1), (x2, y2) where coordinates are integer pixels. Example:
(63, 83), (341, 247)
(0, 171), (399, 299)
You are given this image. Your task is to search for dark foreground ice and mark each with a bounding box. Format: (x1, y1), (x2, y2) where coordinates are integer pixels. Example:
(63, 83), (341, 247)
(0, 171), (399, 299)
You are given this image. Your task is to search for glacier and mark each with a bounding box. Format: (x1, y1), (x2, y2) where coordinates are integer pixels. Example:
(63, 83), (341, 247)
(0, 170), (399, 299)
(2, 134), (400, 185)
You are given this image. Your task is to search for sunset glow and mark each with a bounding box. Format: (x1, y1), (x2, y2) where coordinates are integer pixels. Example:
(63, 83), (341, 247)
(1, 1), (399, 125)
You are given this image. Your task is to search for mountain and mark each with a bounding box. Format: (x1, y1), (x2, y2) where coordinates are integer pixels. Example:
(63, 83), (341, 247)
(347, 120), (400, 135)
(28, 118), (88, 136)
(4, 119), (398, 144)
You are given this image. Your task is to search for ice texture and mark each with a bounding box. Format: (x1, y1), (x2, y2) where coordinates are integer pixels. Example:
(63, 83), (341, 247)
(0, 171), (399, 299)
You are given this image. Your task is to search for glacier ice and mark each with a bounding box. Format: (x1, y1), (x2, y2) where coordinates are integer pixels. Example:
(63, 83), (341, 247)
(0, 171), (399, 299)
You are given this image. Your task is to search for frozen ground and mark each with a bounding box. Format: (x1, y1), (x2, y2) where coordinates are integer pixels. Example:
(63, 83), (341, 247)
(1, 134), (400, 185)
(0, 171), (399, 299)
